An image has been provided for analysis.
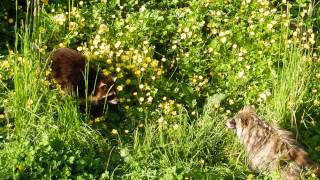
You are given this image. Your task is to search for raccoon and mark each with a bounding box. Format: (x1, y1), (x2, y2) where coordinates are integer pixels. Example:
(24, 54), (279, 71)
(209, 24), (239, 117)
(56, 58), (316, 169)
(226, 106), (320, 180)
(50, 48), (118, 106)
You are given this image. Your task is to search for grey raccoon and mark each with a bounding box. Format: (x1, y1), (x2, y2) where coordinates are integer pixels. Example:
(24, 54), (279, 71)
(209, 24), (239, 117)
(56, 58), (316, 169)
(50, 48), (118, 106)
(226, 106), (320, 180)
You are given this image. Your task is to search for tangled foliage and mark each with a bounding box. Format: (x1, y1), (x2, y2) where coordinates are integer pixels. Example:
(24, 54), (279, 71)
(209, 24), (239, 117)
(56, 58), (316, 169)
(0, 0), (319, 179)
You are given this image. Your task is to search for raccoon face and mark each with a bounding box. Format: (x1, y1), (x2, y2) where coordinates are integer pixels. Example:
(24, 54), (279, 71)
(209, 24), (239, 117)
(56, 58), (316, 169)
(94, 77), (118, 105)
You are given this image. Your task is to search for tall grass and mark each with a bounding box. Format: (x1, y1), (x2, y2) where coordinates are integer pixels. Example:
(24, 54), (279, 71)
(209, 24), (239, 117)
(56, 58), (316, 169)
(0, 0), (110, 178)
(267, 42), (312, 126)
(263, 20), (315, 133)
(118, 96), (247, 179)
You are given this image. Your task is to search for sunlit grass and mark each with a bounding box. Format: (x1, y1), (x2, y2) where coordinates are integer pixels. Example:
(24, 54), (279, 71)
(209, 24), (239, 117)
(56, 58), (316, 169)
(0, 0), (319, 179)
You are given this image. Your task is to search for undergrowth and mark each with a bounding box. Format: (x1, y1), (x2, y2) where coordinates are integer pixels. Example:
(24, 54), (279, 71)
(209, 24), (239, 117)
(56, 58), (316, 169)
(0, 0), (319, 179)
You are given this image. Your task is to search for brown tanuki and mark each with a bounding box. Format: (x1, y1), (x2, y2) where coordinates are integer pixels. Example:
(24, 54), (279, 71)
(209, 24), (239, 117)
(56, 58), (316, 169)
(226, 106), (320, 180)
(50, 48), (118, 107)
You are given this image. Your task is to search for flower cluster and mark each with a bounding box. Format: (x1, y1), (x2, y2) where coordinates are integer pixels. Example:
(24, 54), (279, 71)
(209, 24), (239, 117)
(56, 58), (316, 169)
(158, 98), (182, 116)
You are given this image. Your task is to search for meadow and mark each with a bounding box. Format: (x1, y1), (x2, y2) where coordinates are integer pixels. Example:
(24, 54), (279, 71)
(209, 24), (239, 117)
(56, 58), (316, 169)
(0, 0), (319, 179)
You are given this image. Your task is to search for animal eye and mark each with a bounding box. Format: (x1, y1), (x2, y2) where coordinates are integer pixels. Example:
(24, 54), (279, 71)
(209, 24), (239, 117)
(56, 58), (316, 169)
(107, 91), (115, 97)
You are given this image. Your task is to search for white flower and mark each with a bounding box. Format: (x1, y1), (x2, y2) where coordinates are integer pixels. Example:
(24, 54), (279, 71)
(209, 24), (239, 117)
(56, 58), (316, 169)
(303, 44), (310, 49)
(219, 32), (225, 37)
(120, 148), (129, 157)
(53, 13), (66, 25)
(220, 37), (227, 43)
(147, 96), (153, 103)
(180, 33), (187, 39)
(183, 27), (190, 33)
(114, 41), (121, 49)
(259, 8), (264, 13)
(237, 71), (245, 78)
(77, 46), (83, 51)
(173, 124), (179, 130)
(229, 99), (234, 105)
(309, 39), (315, 44)
(293, 31), (298, 36)
(139, 97), (144, 102)
(98, 24), (108, 34)
(111, 129), (118, 134)
(139, 5), (146, 12)
(117, 85), (123, 91)
(157, 117), (164, 123)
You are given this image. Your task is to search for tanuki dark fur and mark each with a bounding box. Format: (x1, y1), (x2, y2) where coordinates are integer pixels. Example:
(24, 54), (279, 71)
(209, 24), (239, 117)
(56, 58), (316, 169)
(226, 106), (320, 180)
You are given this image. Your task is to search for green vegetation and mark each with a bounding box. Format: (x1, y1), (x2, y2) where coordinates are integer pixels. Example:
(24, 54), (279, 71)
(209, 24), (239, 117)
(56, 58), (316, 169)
(0, 0), (319, 179)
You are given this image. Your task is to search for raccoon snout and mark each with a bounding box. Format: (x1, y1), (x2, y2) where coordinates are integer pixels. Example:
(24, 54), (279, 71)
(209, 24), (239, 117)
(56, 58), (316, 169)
(108, 98), (119, 105)
(102, 90), (118, 105)
(226, 118), (236, 129)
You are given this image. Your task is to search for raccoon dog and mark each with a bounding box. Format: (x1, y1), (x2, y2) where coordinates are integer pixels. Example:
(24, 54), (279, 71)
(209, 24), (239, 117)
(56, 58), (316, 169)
(50, 48), (118, 106)
(226, 106), (320, 180)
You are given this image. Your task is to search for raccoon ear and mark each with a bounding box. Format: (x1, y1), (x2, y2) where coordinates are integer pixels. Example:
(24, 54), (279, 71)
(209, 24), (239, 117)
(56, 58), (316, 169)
(99, 82), (107, 88)
(112, 76), (117, 82)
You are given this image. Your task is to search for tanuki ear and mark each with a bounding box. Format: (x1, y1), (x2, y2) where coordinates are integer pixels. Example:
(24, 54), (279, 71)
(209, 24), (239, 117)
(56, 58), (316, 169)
(242, 105), (254, 112)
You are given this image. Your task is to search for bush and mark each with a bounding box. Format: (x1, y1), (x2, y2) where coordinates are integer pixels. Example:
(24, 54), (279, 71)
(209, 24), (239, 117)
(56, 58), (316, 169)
(0, 0), (319, 179)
